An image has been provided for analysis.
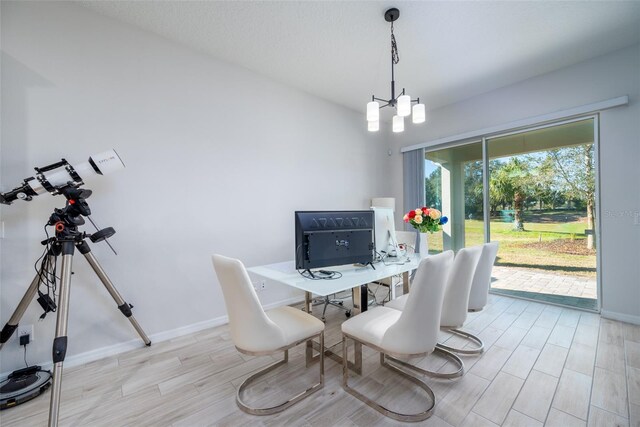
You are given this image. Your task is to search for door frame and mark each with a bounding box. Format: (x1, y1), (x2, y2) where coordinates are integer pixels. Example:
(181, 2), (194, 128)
(427, 114), (602, 311)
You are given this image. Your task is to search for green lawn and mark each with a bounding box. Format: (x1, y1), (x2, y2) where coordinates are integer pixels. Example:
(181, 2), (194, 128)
(426, 211), (596, 277)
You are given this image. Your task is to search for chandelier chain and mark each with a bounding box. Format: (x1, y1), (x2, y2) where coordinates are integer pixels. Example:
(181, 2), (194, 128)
(391, 21), (399, 65)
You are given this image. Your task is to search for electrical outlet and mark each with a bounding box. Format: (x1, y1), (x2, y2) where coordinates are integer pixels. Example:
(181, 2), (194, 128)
(259, 281), (266, 291)
(18, 324), (34, 343)
(253, 281), (266, 292)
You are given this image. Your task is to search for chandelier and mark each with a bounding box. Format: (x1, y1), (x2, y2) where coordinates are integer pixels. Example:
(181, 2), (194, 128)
(367, 8), (425, 133)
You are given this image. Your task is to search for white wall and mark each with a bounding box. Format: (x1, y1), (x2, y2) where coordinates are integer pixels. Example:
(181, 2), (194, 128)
(391, 44), (640, 323)
(0, 2), (391, 373)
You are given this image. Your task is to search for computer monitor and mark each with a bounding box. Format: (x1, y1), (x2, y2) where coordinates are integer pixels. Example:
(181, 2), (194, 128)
(371, 207), (398, 257)
(295, 210), (375, 271)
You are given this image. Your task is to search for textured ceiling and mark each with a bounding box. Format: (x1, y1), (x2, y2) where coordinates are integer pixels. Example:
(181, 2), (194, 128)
(81, 1), (640, 117)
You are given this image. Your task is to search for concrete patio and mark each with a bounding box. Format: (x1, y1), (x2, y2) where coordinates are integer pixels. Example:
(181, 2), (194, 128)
(491, 266), (597, 300)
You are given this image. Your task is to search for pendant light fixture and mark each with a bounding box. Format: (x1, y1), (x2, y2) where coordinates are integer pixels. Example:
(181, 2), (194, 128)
(367, 8), (425, 132)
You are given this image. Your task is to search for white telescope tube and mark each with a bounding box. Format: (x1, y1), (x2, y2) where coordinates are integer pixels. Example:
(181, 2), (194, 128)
(88, 149), (126, 175)
(28, 149), (125, 195)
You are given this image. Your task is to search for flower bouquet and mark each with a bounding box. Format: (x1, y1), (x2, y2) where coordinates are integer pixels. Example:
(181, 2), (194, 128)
(403, 207), (448, 256)
(403, 207), (448, 232)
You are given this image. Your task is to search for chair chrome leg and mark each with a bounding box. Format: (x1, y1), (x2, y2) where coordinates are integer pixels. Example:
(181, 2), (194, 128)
(437, 328), (484, 355)
(236, 332), (324, 415)
(342, 335), (436, 422)
(385, 346), (464, 379)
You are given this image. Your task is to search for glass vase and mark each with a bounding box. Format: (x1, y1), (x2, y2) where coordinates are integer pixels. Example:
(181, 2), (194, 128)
(417, 232), (429, 258)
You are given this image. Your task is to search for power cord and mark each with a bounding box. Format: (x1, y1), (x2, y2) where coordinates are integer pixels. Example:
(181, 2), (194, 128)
(20, 334), (30, 367)
(375, 250), (410, 266)
(34, 225), (59, 320)
(297, 269), (343, 280)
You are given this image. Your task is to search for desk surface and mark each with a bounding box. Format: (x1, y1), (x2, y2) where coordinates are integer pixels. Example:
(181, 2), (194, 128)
(247, 255), (421, 296)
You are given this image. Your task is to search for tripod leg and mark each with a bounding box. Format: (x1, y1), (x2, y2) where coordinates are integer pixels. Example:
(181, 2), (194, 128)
(77, 241), (151, 346)
(48, 242), (74, 427)
(0, 255), (54, 350)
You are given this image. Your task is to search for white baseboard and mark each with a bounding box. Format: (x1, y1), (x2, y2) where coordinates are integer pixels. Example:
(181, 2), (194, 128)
(600, 310), (640, 325)
(1, 296), (305, 379)
(263, 296), (304, 311)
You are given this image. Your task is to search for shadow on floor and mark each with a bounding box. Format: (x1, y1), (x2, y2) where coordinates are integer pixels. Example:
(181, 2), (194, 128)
(495, 261), (596, 274)
(490, 288), (598, 311)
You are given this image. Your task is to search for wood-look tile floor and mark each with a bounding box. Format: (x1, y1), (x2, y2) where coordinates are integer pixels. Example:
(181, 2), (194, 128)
(2, 291), (639, 426)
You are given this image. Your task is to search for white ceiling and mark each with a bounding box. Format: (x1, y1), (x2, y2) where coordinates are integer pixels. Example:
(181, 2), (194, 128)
(81, 1), (640, 117)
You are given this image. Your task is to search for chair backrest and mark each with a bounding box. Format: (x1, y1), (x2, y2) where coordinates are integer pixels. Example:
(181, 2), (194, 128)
(440, 246), (483, 328)
(382, 251), (454, 355)
(212, 254), (285, 352)
(468, 242), (500, 311)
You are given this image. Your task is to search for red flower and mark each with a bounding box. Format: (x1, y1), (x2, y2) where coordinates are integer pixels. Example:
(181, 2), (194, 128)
(408, 210), (416, 219)
(423, 208), (429, 215)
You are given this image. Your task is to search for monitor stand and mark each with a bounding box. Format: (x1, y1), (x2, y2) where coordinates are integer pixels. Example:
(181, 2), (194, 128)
(302, 269), (317, 278)
(353, 261), (376, 270)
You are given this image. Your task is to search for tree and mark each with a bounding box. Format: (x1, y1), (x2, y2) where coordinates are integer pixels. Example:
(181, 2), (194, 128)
(530, 155), (557, 210)
(424, 168), (442, 210)
(490, 157), (534, 231)
(464, 161), (483, 217)
(548, 144), (596, 249)
(488, 160), (509, 214)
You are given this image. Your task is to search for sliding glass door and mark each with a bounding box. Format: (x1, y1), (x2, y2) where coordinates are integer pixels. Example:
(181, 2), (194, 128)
(486, 119), (597, 309)
(425, 118), (599, 310)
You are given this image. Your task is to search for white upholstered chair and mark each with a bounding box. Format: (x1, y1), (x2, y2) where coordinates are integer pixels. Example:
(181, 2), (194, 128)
(212, 254), (325, 415)
(468, 242), (500, 312)
(386, 245), (484, 355)
(437, 245), (484, 354)
(341, 251), (456, 422)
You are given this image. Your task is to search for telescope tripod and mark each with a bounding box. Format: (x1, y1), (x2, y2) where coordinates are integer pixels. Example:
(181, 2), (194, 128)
(0, 236), (151, 426)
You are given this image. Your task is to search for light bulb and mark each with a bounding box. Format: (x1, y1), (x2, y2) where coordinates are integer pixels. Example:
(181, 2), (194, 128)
(368, 120), (379, 132)
(397, 95), (411, 117)
(392, 115), (404, 133)
(412, 103), (426, 124)
(366, 101), (379, 122)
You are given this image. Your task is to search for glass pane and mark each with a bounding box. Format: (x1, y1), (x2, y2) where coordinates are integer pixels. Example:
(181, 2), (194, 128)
(423, 158), (443, 254)
(487, 119), (597, 309)
(425, 141), (484, 252)
(464, 157), (484, 247)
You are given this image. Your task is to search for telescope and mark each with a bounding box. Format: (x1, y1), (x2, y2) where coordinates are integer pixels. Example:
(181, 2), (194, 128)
(0, 149), (124, 205)
(0, 148), (150, 427)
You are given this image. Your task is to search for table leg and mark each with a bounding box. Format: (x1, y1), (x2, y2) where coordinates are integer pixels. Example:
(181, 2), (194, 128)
(304, 291), (312, 314)
(402, 271), (410, 295)
(304, 291), (313, 366)
(351, 285), (368, 315)
(307, 340), (362, 375)
(349, 286), (366, 374)
(351, 286), (361, 314)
